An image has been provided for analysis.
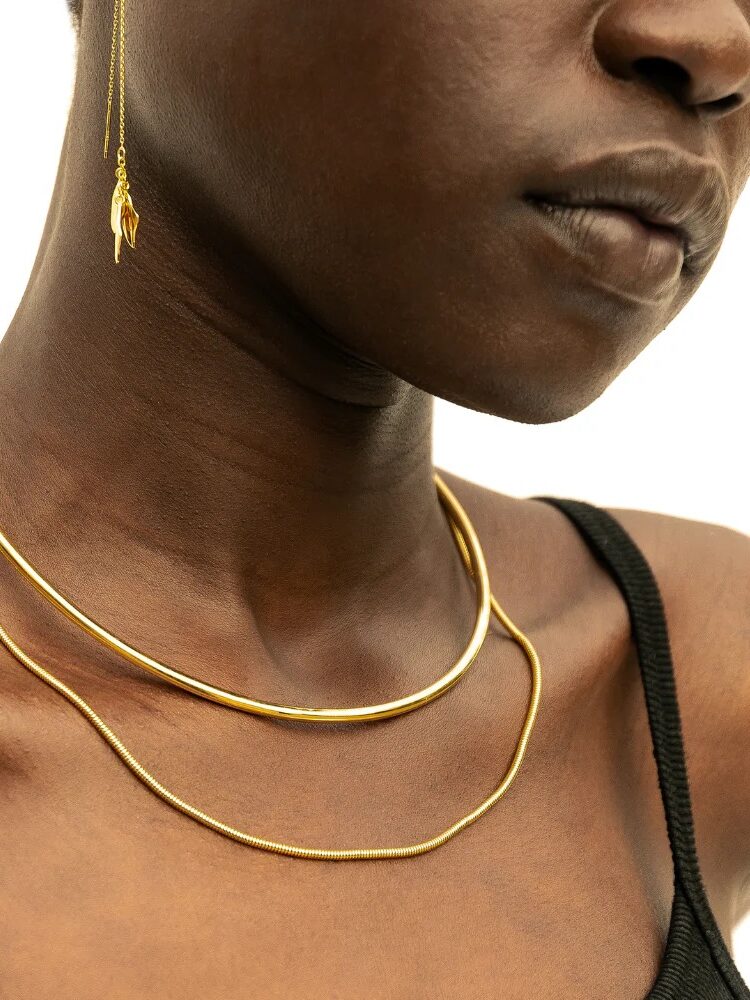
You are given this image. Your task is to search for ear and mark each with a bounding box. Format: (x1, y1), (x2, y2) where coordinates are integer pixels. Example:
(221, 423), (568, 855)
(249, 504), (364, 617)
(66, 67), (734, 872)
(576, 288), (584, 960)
(67, 0), (82, 31)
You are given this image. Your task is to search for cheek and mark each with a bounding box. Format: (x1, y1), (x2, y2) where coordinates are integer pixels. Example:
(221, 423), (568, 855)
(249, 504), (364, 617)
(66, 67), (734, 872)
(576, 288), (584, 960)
(133, 0), (711, 422)
(141, 0), (569, 240)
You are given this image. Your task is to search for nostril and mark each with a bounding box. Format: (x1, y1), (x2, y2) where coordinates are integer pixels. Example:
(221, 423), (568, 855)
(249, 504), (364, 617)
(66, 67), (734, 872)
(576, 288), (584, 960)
(631, 56), (746, 119)
(698, 92), (745, 118)
(631, 56), (690, 102)
(593, 1), (750, 120)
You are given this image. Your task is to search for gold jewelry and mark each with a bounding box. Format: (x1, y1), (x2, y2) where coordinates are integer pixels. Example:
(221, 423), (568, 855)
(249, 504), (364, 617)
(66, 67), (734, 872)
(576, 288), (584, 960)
(0, 496), (542, 861)
(0, 474), (492, 724)
(104, 0), (139, 263)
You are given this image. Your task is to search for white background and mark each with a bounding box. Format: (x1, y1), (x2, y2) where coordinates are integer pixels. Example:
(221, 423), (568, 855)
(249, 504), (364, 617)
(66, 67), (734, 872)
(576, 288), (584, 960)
(1, 0), (748, 978)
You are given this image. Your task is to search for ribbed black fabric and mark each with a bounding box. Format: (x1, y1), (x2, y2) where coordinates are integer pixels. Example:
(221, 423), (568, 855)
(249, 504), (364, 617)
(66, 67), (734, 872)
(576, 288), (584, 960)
(532, 496), (750, 999)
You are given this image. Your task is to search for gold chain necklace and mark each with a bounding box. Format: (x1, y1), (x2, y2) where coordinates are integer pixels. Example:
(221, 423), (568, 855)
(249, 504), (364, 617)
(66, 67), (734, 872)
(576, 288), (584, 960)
(0, 474), (491, 723)
(0, 474), (542, 860)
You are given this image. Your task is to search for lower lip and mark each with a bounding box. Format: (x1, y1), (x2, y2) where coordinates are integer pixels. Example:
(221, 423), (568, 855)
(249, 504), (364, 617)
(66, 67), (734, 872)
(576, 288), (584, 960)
(525, 198), (686, 302)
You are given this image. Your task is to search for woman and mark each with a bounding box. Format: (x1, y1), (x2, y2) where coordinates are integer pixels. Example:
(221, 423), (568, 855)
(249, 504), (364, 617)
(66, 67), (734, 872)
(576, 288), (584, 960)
(1, 0), (748, 996)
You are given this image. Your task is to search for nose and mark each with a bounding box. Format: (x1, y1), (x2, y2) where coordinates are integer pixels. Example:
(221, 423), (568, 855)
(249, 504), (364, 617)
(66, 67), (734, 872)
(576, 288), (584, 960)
(593, 0), (750, 119)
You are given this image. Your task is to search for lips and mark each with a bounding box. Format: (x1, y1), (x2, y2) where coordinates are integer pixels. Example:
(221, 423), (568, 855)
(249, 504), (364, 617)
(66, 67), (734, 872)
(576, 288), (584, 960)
(526, 195), (689, 259)
(523, 145), (730, 277)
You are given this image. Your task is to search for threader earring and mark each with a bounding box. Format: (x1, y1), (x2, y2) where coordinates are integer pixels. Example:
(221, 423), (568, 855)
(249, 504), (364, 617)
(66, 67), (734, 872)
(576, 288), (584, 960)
(104, 0), (139, 263)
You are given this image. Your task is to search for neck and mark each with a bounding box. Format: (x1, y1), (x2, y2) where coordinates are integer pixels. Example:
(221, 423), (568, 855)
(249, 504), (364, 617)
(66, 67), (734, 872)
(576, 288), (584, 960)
(0, 59), (476, 694)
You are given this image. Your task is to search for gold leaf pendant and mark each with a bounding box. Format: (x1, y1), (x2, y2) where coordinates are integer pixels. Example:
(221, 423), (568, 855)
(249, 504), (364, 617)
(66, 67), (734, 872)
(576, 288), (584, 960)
(110, 149), (139, 264)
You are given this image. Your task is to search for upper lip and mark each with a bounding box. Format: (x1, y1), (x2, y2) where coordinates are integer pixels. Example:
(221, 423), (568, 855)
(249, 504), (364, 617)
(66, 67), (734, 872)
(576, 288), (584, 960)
(524, 146), (730, 274)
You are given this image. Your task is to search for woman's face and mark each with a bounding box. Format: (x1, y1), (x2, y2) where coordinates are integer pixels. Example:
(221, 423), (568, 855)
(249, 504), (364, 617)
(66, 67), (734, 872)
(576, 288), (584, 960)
(135, 0), (750, 421)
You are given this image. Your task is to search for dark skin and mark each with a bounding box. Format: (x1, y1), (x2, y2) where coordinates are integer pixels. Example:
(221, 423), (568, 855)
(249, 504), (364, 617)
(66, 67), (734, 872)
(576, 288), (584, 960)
(1, 0), (750, 996)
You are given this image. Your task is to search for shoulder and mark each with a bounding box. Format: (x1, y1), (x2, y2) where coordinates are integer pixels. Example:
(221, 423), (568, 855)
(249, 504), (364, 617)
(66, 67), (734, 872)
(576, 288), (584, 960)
(601, 504), (750, 912)
(439, 470), (750, 911)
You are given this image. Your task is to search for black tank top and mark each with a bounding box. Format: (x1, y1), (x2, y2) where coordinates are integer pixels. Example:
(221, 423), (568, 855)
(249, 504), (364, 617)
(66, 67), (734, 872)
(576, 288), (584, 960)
(533, 496), (750, 999)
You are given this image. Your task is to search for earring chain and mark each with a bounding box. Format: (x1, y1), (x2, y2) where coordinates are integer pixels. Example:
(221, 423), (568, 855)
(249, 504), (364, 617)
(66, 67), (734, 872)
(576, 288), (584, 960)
(103, 0), (139, 263)
(104, 0), (125, 158)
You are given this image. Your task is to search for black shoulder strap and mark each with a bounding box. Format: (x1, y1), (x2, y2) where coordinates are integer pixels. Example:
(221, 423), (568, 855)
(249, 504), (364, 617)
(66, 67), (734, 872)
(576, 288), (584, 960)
(532, 496), (749, 997)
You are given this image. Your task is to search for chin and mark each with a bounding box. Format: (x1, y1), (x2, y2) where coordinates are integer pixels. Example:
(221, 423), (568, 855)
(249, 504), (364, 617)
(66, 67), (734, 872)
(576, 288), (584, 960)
(387, 304), (645, 427)
(437, 361), (619, 426)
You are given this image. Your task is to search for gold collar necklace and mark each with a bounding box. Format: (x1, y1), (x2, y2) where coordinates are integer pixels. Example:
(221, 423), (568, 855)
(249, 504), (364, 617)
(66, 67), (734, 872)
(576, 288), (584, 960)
(0, 472), (542, 860)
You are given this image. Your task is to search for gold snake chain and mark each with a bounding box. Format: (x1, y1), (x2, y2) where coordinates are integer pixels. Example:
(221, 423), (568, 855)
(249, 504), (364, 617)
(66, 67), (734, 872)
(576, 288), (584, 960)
(0, 489), (542, 860)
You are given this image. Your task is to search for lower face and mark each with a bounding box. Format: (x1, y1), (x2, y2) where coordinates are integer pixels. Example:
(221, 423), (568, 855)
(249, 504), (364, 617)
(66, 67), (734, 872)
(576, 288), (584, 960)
(136, 0), (748, 423)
